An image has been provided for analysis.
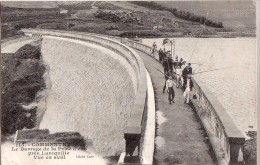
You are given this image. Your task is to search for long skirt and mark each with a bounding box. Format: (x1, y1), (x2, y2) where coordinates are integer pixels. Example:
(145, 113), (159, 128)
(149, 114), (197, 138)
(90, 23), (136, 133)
(183, 87), (190, 103)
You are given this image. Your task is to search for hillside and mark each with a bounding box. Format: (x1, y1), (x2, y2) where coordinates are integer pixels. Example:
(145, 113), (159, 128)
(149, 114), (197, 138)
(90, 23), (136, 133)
(1, 1), (256, 39)
(156, 1), (256, 33)
(2, 1), (59, 8)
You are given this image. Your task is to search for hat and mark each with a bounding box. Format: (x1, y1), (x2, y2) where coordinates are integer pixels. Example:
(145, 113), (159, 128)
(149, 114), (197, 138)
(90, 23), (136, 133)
(188, 63), (191, 66)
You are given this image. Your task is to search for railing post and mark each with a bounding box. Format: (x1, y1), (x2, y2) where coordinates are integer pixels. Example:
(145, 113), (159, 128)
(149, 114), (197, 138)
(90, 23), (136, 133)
(124, 127), (141, 163)
(229, 137), (245, 164)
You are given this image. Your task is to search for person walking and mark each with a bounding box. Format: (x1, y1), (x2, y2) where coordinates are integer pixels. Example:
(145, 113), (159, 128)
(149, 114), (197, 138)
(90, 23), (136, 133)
(159, 48), (163, 62)
(182, 63), (192, 88)
(180, 60), (187, 87)
(168, 56), (174, 74)
(151, 42), (157, 57)
(162, 57), (169, 74)
(166, 76), (176, 104)
(173, 56), (178, 73)
(163, 70), (171, 93)
(161, 50), (167, 62)
(175, 63), (182, 88)
(183, 75), (193, 104)
(163, 48), (166, 55)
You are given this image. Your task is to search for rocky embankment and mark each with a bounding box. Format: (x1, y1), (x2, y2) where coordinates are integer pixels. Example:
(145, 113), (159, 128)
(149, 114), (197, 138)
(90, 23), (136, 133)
(1, 40), (46, 139)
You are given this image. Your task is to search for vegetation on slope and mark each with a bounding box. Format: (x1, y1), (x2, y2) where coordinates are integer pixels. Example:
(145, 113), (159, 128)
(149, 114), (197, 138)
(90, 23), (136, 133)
(1, 41), (45, 138)
(130, 1), (223, 28)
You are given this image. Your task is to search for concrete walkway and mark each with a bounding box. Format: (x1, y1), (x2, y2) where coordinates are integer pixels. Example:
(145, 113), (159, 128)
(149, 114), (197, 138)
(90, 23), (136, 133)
(134, 49), (216, 165)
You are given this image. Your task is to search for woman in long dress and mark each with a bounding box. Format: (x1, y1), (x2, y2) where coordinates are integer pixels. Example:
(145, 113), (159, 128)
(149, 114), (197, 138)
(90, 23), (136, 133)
(183, 75), (193, 104)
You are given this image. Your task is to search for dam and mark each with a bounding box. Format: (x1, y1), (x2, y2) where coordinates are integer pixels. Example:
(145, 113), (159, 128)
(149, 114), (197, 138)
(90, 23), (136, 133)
(1, 29), (252, 165)
(39, 36), (136, 156)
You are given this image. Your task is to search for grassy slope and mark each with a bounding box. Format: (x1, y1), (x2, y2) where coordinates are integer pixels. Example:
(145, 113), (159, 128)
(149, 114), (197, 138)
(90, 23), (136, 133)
(1, 1), (256, 38)
(156, 1), (256, 29)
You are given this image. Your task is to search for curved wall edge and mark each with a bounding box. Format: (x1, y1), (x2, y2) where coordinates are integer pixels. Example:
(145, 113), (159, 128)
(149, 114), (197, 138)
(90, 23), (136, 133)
(21, 29), (150, 163)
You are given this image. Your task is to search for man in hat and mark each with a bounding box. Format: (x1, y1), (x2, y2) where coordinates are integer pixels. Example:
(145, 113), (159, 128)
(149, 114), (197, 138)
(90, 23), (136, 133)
(178, 58), (184, 68)
(168, 56), (174, 74)
(180, 60), (187, 87)
(166, 76), (176, 104)
(173, 56), (179, 72)
(182, 63), (192, 87)
(151, 42), (157, 57)
(159, 48), (163, 62)
(162, 57), (169, 74)
(163, 70), (171, 93)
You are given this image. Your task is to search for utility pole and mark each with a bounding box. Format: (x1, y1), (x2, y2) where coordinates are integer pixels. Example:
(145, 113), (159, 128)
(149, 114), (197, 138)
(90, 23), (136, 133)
(171, 39), (175, 59)
(170, 41), (172, 58)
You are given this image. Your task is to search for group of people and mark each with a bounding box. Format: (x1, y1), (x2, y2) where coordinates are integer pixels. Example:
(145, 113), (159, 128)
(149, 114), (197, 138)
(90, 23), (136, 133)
(150, 41), (194, 104)
(160, 52), (193, 104)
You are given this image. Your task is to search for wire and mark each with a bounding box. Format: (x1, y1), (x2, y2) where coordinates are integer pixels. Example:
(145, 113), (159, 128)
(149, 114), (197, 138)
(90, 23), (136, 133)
(193, 66), (233, 75)
(189, 12), (209, 63)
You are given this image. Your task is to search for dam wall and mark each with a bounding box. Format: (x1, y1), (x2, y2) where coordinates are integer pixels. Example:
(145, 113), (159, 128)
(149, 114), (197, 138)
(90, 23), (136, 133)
(22, 29), (142, 92)
(39, 36), (137, 156)
(20, 28), (245, 164)
(21, 29), (155, 163)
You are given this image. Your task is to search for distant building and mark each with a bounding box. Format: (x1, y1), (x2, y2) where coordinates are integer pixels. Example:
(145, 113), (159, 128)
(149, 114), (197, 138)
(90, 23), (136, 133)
(60, 9), (68, 14)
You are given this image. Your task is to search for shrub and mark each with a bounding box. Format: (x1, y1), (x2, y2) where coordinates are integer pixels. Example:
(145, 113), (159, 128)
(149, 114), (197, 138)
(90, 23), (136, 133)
(14, 44), (41, 59)
(130, 1), (224, 28)
(95, 11), (121, 22)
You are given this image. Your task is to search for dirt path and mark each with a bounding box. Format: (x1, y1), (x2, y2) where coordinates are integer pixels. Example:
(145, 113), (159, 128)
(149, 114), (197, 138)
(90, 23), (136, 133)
(134, 49), (216, 165)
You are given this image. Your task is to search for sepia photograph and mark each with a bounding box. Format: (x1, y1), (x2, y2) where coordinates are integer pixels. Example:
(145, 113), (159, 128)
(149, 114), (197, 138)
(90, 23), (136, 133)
(1, 0), (257, 165)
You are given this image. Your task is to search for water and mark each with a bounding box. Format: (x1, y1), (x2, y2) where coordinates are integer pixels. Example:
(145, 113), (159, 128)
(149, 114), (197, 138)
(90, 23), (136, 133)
(142, 38), (257, 135)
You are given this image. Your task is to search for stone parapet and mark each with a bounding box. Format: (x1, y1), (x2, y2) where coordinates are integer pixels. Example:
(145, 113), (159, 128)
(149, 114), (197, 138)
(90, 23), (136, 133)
(191, 76), (245, 164)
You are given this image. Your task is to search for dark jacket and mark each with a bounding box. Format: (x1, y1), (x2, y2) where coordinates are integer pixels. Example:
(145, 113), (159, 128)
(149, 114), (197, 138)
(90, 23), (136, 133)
(159, 50), (164, 61)
(163, 58), (169, 71)
(176, 61), (183, 69)
(173, 61), (178, 69)
(182, 66), (192, 77)
(168, 58), (174, 72)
